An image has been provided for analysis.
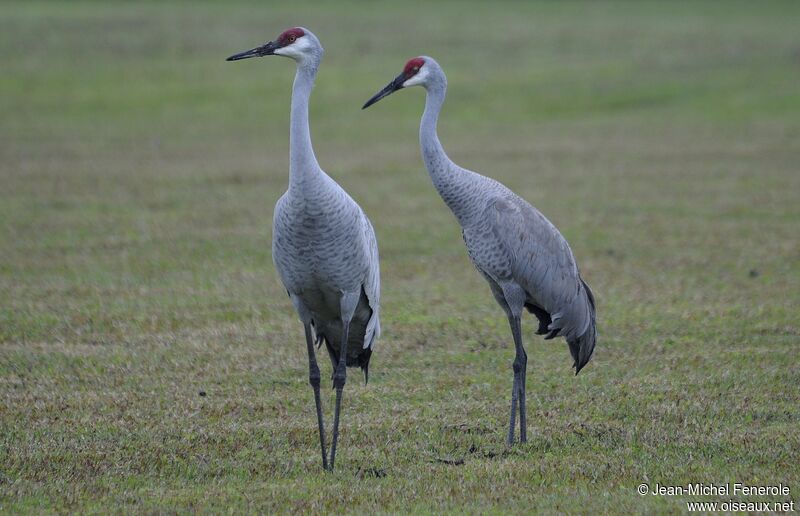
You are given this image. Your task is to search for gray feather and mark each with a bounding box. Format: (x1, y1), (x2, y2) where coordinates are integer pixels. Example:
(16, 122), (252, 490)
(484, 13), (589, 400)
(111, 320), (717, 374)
(417, 57), (595, 373)
(270, 33), (379, 380)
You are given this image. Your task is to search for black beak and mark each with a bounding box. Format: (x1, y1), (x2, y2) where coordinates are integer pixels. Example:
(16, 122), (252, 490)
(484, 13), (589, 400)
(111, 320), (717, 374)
(362, 73), (406, 109)
(226, 41), (279, 61)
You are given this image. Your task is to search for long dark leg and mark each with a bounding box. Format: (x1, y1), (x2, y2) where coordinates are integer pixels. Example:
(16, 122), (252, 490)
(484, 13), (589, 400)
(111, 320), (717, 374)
(304, 324), (328, 470)
(519, 355), (528, 443)
(328, 321), (349, 471)
(508, 315), (528, 443)
(507, 360), (520, 446)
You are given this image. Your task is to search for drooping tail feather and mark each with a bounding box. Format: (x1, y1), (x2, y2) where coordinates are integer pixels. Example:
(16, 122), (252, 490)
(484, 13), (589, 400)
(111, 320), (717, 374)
(568, 321), (595, 375)
(360, 347), (373, 385)
(568, 278), (596, 375)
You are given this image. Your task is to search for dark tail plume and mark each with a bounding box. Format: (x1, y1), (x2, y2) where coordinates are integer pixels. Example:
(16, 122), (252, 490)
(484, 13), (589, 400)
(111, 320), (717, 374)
(359, 347), (372, 385)
(568, 278), (596, 374)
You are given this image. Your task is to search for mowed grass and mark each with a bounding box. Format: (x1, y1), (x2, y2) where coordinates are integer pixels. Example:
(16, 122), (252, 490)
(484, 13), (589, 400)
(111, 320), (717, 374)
(1, 0), (799, 512)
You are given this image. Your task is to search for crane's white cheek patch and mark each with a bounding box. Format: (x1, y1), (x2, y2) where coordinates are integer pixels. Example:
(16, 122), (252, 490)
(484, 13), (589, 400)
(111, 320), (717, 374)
(275, 38), (313, 59)
(403, 75), (422, 88)
(275, 47), (300, 59)
(403, 67), (430, 88)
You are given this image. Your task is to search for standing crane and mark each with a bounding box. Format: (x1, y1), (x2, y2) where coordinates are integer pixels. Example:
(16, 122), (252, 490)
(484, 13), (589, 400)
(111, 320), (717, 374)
(363, 57), (595, 445)
(227, 28), (380, 470)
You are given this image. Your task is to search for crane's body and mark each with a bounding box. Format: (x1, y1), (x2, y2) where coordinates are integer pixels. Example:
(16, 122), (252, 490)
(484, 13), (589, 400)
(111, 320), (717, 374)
(364, 56), (595, 445)
(423, 154), (595, 362)
(228, 27), (379, 471)
(273, 178), (380, 372)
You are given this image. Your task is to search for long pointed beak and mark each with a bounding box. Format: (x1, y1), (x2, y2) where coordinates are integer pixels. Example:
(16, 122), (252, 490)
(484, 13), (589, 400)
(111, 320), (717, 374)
(226, 41), (279, 61)
(362, 73), (406, 109)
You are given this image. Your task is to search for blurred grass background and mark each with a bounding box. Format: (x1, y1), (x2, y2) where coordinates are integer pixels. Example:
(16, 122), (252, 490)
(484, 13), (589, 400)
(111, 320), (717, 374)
(1, 0), (799, 512)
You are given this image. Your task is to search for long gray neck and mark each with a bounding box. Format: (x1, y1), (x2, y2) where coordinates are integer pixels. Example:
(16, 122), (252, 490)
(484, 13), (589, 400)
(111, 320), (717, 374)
(289, 60), (322, 191)
(420, 80), (475, 225)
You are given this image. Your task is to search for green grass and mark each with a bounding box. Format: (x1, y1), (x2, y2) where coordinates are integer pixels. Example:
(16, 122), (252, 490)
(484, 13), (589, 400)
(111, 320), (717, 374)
(2, 0), (799, 512)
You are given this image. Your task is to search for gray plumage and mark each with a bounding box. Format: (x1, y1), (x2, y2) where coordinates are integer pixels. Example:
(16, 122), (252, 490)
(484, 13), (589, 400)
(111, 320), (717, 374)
(364, 56), (595, 444)
(227, 27), (379, 471)
(273, 173), (381, 376)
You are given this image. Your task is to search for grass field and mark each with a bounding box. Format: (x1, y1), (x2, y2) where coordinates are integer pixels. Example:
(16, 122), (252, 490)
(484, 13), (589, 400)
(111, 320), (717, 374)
(2, 0), (799, 512)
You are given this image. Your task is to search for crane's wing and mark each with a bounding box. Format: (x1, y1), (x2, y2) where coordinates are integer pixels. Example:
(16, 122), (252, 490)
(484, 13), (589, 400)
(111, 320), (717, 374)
(484, 195), (596, 372)
(360, 211), (381, 351)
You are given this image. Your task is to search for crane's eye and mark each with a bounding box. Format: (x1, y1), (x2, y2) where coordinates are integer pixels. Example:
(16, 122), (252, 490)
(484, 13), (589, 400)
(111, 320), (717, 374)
(288, 35), (296, 43)
(413, 66), (419, 72)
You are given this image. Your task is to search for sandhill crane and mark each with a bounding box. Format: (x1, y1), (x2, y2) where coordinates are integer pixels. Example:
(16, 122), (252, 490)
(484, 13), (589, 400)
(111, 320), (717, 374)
(363, 56), (595, 445)
(227, 27), (380, 471)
